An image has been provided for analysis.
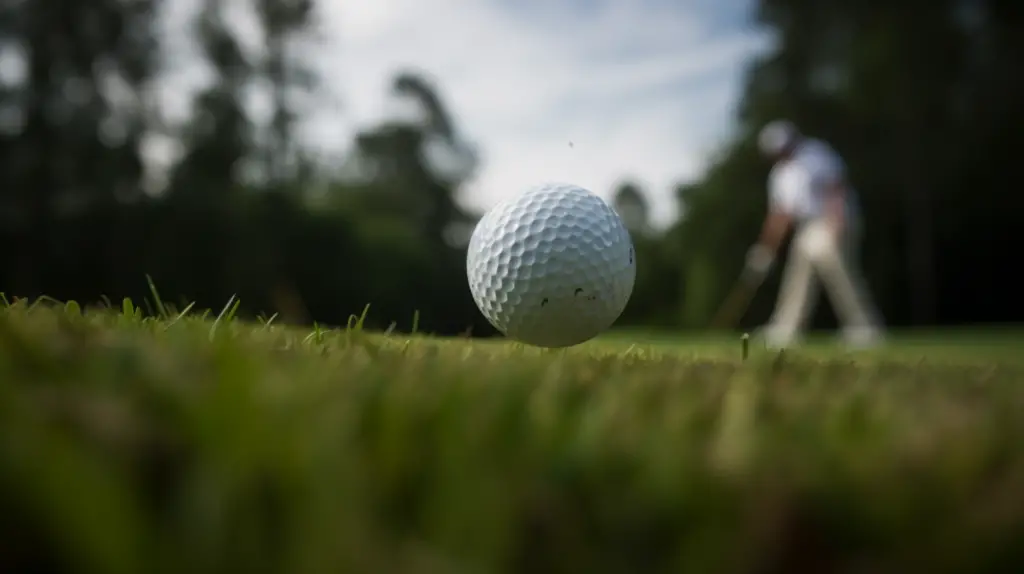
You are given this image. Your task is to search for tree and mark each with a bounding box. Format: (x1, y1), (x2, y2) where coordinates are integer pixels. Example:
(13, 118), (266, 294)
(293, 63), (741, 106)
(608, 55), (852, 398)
(347, 71), (479, 249)
(612, 180), (650, 236)
(254, 0), (318, 188)
(167, 0), (255, 205)
(0, 0), (161, 296)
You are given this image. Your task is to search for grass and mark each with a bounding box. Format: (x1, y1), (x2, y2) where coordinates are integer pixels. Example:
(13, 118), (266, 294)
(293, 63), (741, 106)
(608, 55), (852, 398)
(601, 327), (1024, 364)
(2, 296), (1024, 574)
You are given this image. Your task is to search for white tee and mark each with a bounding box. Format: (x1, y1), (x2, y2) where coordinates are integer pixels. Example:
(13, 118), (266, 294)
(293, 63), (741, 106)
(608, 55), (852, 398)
(768, 138), (859, 223)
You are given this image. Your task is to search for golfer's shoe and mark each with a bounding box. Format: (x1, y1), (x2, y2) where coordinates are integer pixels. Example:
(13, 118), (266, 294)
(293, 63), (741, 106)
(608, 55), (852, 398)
(756, 326), (799, 350)
(841, 326), (885, 349)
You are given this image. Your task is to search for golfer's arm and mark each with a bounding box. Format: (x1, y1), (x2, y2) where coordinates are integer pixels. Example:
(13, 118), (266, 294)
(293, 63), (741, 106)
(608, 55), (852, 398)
(757, 210), (791, 252)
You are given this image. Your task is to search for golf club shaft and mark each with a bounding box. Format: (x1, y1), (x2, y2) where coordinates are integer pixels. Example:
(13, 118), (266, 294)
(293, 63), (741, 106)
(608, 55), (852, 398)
(711, 274), (762, 330)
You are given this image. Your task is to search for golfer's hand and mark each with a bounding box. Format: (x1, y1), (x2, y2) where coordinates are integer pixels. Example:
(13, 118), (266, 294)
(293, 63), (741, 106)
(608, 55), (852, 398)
(744, 244), (775, 279)
(801, 223), (838, 260)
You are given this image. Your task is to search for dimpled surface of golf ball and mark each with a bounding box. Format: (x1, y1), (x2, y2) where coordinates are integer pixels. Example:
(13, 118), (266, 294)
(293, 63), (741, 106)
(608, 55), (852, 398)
(467, 182), (636, 348)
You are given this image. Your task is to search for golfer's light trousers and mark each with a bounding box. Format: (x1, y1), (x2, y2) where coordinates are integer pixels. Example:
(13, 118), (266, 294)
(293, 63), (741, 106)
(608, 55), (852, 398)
(767, 218), (881, 339)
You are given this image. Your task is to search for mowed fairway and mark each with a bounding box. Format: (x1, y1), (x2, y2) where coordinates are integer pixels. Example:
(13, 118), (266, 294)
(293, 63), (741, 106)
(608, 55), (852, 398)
(2, 300), (1024, 574)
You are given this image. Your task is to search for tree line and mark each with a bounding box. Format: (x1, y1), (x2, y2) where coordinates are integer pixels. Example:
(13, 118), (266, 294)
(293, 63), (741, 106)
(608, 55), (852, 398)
(1, 0), (1021, 335)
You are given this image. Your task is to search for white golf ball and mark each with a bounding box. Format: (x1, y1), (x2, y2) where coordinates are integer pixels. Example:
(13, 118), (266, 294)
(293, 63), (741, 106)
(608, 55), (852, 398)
(466, 182), (636, 348)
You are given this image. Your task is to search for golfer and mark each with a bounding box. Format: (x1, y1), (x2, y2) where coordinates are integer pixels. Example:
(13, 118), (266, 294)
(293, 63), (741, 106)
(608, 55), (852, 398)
(744, 120), (884, 348)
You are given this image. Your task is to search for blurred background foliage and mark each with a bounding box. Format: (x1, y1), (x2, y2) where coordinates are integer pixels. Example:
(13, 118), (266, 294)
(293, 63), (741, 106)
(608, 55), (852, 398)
(1, 0), (1021, 336)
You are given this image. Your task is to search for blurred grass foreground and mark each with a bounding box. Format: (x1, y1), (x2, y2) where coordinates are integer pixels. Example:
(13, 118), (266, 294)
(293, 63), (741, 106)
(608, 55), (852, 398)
(3, 299), (1024, 574)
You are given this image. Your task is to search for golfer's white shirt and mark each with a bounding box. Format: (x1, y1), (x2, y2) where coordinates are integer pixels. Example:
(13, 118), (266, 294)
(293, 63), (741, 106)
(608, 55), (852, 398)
(768, 139), (859, 224)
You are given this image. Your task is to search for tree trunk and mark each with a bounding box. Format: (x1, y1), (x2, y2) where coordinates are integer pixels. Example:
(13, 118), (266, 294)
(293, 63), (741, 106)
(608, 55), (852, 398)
(903, 135), (936, 325)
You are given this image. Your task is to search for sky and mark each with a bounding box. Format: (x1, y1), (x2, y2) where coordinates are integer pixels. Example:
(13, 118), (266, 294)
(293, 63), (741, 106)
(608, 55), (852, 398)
(155, 0), (772, 228)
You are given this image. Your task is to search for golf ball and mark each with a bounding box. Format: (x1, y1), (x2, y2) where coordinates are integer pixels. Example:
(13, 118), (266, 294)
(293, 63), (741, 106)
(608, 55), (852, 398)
(467, 182), (636, 348)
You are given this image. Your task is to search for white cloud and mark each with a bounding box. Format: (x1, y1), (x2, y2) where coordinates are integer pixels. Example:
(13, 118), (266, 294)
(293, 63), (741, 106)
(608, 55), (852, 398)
(153, 0), (769, 228)
(297, 0), (769, 228)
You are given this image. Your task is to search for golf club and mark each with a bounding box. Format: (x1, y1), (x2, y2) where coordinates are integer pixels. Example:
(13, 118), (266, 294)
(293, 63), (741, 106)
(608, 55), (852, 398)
(710, 270), (765, 330)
